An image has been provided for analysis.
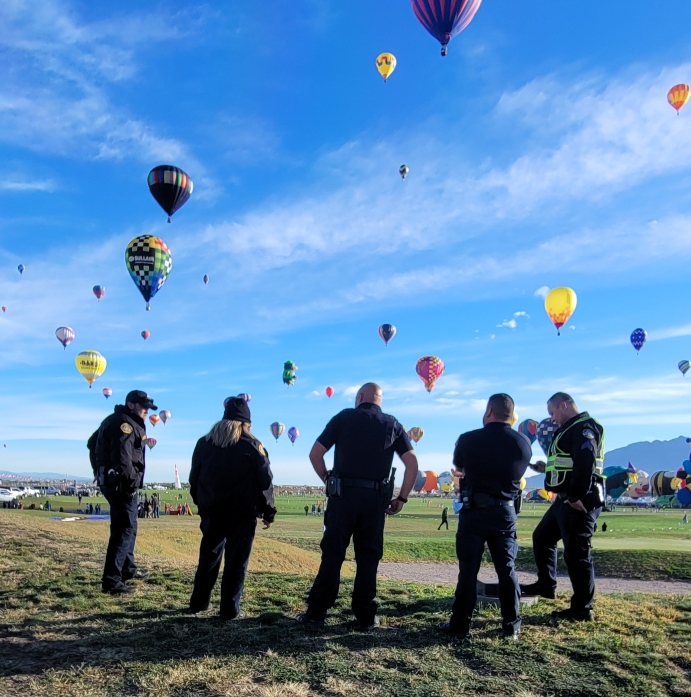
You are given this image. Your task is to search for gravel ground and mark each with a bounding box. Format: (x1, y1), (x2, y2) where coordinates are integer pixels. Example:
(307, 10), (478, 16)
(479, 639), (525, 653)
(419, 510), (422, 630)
(379, 562), (691, 594)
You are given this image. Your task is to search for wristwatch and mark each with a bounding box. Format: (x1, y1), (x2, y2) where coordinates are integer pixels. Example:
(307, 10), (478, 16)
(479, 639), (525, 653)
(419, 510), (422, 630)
(396, 495), (408, 503)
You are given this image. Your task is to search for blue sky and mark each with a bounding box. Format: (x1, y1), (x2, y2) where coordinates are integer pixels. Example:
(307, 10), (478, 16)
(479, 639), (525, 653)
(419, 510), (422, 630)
(3, 0), (691, 484)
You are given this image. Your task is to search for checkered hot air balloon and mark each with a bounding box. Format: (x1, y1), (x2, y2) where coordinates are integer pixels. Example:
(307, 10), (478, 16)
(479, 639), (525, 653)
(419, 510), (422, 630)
(125, 235), (173, 311)
(147, 165), (193, 222)
(411, 0), (483, 56)
(416, 356), (444, 392)
(537, 418), (559, 455)
(630, 328), (647, 354)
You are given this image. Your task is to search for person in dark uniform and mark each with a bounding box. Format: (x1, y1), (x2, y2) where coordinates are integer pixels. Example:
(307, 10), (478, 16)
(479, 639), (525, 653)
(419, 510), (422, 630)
(438, 506), (449, 530)
(188, 397), (276, 620)
(295, 383), (419, 630)
(440, 393), (531, 641)
(87, 390), (156, 595)
(521, 392), (605, 622)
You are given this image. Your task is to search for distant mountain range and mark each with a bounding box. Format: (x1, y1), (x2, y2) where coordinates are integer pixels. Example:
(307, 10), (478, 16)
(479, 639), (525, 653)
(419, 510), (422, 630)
(0, 471), (94, 483)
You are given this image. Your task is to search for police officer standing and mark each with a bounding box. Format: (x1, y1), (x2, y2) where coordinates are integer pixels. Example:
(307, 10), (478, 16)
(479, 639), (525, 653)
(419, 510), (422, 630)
(295, 383), (418, 630)
(440, 394), (532, 641)
(88, 390), (156, 594)
(521, 392), (605, 621)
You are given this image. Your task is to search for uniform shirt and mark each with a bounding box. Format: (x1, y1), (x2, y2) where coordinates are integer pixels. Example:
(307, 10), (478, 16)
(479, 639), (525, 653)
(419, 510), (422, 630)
(88, 405), (146, 492)
(317, 403), (413, 481)
(453, 422), (532, 501)
(547, 411), (604, 502)
(189, 433), (276, 521)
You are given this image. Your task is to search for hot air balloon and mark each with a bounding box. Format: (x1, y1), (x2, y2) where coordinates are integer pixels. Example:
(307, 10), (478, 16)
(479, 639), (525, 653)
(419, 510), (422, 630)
(408, 426), (424, 443)
(399, 165), (409, 180)
(159, 410), (171, 424)
(518, 419), (538, 444)
(413, 470), (427, 492)
(141, 330), (150, 340)
(422, 471), (438, 492)
(55, 326), (75, 350)
(411, 0), (482, 56)
(93, 286), (105, 301)
(146, 437), (157, 450)
(282, 360), (298, 387)
(1, 307), (6, 313)
(325, 387), (334, 398)
(75, 350), (106, 388)
(378, 324), (396, 345)
(679, 360), (690, 377)
(125, 235), (173, 311)
(270, 422), (285, 441)
(149, 415), (160, 427)
(375, 52), (397, 81)
(416, 356), (444, 392)
(203, 274), (209, 285)
(668, 84), (691, 114)
(17, 264), (24, 275)
(536, 418), (559, 455)
(438, 471), (454, 492)
(630, 328), (647, 353)
(237, 393), (251, 404)
(147, 165), (193, 222)
(544, 287), (577, 335)
(288, 426), (300, 445)
(102, 387), (113, 400)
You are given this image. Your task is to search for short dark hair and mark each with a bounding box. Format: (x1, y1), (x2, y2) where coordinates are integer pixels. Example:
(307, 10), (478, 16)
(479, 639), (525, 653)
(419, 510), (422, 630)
(487, 393), (514, 421)
(548, 392), (575, 408)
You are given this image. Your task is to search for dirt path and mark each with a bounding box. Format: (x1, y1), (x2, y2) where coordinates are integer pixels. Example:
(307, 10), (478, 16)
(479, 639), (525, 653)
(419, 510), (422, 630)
(379, 562), (691, 594)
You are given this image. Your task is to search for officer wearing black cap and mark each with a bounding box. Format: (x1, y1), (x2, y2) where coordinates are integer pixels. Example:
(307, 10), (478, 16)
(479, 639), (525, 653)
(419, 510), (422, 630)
(440, 393), (532, 641)
(188, 397), (276, 620)
(521, 392), (605, 622)
(295, 382), (419, 630)
(87, 390), (156, 594)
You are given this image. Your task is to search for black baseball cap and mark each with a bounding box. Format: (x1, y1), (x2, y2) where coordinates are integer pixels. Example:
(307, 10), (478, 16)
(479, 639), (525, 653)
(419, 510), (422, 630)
(125, 390), (158, 410)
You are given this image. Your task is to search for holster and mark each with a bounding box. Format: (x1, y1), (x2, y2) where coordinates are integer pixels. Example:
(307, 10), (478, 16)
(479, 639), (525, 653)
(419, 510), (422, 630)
(382, 467), (396, 507)
(325, 471), (342, 498)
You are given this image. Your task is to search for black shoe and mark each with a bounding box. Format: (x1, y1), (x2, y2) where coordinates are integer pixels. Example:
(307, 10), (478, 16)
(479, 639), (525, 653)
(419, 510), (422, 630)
(294, 612), (325, 628)
(124, 569), (151, 583)
(220, 610), (246, 622)
(188, 603), (210, 614)
(102, 583), (136, 595)
(551, 608), (593, 622)
(520, 582), (556, 599)
(438, 621), (471, 641)
(356, 616), (380, 632)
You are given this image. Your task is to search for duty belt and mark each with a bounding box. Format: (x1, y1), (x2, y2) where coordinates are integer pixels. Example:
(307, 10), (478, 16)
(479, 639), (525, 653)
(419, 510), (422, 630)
(341, 477), (382, 491)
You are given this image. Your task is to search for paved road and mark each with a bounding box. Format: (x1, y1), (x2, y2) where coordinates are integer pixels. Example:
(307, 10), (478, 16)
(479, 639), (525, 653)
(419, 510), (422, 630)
(379, 562), (691, 594)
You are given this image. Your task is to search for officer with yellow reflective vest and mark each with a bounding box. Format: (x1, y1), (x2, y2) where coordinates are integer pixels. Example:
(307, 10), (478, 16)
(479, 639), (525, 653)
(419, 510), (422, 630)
(521, 392), (605, 621)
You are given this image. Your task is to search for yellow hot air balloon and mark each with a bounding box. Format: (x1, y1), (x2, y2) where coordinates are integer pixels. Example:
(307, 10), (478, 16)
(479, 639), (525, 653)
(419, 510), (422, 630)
(510, 412), (519, 427)
(375, 53), (397, 82)
(668, 84), (691, 114)
(75, 350), (107, 388)
(544, 287), (577, 335)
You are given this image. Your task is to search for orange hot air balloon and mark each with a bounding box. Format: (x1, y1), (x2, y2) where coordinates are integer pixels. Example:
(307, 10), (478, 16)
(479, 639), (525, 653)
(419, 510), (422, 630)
(325, 386), (334, 398)
(544, 287), (577, 335)
(668, 84), (691, 114)
(422, 470), (438, 492)
(416, 356), (444, 392)
(149, 415), (160, 427)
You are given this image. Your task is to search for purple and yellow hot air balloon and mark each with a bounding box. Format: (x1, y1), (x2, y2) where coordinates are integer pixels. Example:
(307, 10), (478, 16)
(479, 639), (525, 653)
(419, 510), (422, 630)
(416, 356), (444, 392)
(147, 165), (193, 222)
(146, 437), (157, 450)
(411, 0), (483, 56)
(270, 422), (285, 441)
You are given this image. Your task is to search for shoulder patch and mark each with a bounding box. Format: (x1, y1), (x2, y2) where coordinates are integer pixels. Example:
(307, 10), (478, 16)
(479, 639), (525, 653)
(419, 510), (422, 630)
(582, 429), (595, 440)
(256, 441), (267, 457)
(120, 423), (133, 435)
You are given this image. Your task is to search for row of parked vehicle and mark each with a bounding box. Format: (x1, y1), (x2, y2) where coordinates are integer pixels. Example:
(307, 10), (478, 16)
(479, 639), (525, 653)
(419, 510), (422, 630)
(0, 485), (51, 503)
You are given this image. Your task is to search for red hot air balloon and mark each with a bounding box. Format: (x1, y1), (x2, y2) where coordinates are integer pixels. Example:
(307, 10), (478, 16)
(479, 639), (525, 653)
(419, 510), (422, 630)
(325, 386), (334, 398)
(149, 414), (160, 427)
(141, 330), (150, 340)
(416, 356), (444, 392)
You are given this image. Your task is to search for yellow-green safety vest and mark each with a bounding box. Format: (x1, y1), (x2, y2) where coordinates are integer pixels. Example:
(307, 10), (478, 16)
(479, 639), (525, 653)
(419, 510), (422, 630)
(545, 415), (605, 489)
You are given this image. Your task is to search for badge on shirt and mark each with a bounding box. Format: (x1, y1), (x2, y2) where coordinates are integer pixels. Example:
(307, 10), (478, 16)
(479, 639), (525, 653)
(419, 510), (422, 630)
(120, 423), (133, 435)
(582, 429), (595, 440)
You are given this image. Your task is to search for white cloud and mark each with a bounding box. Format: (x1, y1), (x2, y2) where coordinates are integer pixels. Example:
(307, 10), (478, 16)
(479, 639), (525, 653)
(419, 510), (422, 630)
(497, 319), (518, 329)
(514, 311), (530, 318)
(0, 178), (56, 192)
(534, 286), (550, 299)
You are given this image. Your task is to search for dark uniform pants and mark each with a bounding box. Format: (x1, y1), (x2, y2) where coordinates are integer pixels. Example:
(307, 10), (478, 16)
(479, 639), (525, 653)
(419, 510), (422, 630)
(533, 497), (602, 612)
(450, 504), (520, 634)
(101, 484), (139, 589)
(307, 487), (386, 623)
(189, 514), (257, 619)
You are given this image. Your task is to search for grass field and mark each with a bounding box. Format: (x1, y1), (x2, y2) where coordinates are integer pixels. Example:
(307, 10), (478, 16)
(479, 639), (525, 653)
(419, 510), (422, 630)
(1, 510), (691, 696)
